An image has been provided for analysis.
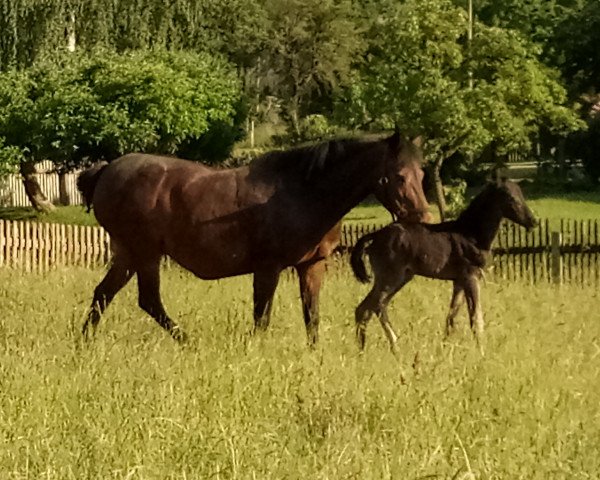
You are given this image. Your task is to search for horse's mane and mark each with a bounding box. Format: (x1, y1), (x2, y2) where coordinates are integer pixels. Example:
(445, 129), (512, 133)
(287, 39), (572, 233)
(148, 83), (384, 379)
(251, 137), (379, 181)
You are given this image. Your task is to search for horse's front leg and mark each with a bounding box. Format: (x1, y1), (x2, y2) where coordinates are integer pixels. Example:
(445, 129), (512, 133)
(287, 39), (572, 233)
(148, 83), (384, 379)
(253, 268), (282, 333)
(296, 259), (326, 346)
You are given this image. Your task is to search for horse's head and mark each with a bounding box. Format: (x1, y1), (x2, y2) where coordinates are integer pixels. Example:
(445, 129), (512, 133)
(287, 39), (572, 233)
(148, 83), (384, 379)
(374, 132), (431, 223)
(493, 178), (538, 230)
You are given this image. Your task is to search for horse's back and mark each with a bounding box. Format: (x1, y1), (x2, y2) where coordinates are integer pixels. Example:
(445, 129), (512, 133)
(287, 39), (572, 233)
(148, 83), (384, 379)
(92, 153), (213, 239)
(368, 223), (459, 279)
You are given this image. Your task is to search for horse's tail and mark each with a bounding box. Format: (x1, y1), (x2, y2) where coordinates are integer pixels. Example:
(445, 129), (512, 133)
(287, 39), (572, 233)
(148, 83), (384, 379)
(350, 232), (377, 284)
(77, 161), (109, 212)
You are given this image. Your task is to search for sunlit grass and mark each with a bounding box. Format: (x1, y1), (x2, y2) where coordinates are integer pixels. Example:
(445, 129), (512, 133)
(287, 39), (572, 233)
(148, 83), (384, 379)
(0, 266), (598, 478)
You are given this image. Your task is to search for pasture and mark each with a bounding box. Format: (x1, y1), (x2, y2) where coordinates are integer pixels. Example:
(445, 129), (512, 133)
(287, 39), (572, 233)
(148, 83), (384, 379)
(1, 265), (598, 479)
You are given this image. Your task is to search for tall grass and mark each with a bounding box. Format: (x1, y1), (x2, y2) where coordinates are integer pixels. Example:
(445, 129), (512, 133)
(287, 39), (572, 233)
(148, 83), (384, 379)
(0, 266), (598, 479)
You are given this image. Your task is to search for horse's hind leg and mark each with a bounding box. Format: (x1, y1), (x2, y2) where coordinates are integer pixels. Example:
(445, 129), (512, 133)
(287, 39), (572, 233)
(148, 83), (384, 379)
(83, 254), (133, 340)
(296, 260), (326, 346)
(253, 268), (282, 333)
(445, 282), (465, 337)
(136, 257), (186, 343)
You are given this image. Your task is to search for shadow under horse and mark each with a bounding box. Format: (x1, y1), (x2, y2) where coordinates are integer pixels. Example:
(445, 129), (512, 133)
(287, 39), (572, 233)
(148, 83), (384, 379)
(77, 132), (430, 345)
(351, 178), (537, 352)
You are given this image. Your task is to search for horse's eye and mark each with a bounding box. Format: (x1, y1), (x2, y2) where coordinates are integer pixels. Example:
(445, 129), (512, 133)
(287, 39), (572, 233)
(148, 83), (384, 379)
(396, 174), (406, 184)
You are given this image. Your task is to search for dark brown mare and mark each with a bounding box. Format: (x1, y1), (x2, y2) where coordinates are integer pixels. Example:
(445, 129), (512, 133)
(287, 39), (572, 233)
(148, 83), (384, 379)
(77, 133), (430, 344)
(350, 178), (537, 352)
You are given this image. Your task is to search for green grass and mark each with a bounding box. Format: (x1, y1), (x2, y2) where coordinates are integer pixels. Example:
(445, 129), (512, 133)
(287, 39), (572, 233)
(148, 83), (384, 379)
(0, 205), (97, 226)
(1, 265), (599, 478)
(526, 190), (600, 222)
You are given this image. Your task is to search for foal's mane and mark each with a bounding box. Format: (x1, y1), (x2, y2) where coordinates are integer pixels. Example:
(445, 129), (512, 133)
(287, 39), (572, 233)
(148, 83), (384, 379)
(455, 183), (497, 226)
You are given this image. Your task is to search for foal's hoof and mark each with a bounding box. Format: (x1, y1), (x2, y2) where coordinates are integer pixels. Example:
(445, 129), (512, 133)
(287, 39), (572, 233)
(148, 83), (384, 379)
(172, 328), (188, 344)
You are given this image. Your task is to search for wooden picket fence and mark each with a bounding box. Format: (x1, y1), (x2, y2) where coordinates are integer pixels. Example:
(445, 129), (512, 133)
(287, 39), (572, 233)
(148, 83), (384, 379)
(0, 162), (83, 207)
(2, 218), (600, 283)
(0, 220), (111, 272)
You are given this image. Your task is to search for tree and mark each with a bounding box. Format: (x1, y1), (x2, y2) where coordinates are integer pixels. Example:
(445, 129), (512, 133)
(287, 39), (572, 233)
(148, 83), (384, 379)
(336, 0), (582, 219)
(0, 50), (244, 210)
(552, 1), (600, 94)
(256, 0), (366, 139)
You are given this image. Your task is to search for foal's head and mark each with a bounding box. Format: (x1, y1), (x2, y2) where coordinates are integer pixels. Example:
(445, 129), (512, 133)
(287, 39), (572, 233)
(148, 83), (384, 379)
(491, 179), (537, 229)
(374, 133), (431, 223)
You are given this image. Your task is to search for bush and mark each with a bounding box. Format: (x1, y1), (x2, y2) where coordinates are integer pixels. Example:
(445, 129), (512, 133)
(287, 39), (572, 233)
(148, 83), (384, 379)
(444, 179), (467, 219)
(0, 50), (246, 172)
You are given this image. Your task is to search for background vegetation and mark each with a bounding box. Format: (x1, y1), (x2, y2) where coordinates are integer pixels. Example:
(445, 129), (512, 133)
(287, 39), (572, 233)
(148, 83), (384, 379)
(0, 0), (598, 216)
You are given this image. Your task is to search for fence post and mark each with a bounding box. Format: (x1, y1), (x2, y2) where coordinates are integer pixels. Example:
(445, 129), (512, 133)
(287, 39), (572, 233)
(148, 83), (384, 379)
(551, 231), (562, 285)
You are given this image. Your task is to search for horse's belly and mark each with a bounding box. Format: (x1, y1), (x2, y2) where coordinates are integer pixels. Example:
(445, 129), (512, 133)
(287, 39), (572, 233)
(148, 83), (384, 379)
(173, 252), (253, 279)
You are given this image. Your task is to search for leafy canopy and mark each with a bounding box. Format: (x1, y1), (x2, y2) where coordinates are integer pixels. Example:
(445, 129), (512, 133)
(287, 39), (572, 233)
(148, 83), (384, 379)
(0, 50), (244, 173)
(337, 0), (582, 162)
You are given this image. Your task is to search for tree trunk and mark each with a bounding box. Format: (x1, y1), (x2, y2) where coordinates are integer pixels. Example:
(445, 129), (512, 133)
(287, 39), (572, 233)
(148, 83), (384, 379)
(58, 172), (70, 205)
(431, 159), (447, 222)
(288, 94), (302, 140)
(20, 161), (55, 212)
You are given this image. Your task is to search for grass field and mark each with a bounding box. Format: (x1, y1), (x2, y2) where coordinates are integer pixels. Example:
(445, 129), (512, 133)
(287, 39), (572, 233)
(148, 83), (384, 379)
(1, 265), (599, 479)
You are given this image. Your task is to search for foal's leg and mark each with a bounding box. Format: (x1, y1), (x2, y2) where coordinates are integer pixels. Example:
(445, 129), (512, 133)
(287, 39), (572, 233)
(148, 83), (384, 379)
(463, 275), (484, 347)
(355, 286), (381, 351)
(136, 257), (186, 343)
(253, 268), (281, 333)
(377, 272), (413, 353)
(296, 259), (326, 346)
(355, 272), (410, 351)
(82, 254), (134, 340)
(445, 282), (465, 337)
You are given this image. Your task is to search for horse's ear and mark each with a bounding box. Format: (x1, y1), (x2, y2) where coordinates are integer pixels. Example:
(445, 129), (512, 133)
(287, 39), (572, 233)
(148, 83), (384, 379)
(411, 135), (424, 148)
(388, 130), (402, 150)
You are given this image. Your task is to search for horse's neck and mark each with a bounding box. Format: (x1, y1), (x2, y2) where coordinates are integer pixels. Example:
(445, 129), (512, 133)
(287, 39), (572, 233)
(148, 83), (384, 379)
(456, 198), (503, 250)
(295, 148), (383, 224)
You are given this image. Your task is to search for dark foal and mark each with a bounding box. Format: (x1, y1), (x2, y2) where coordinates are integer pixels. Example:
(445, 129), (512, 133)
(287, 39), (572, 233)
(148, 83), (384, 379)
(351, 178), (537, 352)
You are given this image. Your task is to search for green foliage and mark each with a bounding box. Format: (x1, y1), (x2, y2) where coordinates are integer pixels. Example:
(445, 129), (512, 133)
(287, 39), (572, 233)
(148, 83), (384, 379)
(0, 50), (244, 171)
(337, 0), (583, 163)
(0, 267), (599, 477)
(552, 1), (600, 93)
(296, 114), (340, 142)
(443, 179), (468, 219)
(258, 0), (366, 137)
(0, 138), (22, 178)
(0, 0), (267, 69)
(567, 115), (600, 183)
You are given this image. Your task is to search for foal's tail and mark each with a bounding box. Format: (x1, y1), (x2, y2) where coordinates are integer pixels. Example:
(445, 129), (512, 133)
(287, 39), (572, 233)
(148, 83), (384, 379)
(77, 161), (109, 212)
(350, 232), (376, 284)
